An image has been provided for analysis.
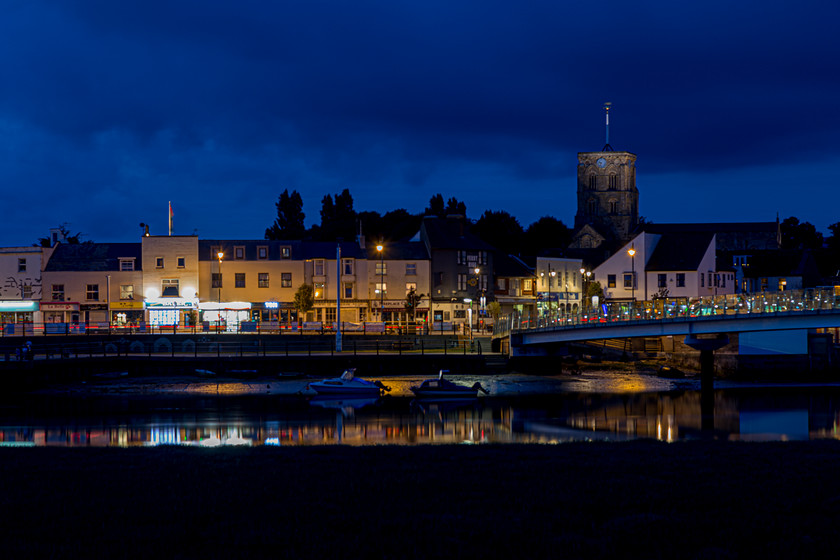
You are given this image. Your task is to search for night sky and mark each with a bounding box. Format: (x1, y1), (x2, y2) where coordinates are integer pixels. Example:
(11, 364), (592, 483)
(2, 1), (839, 246)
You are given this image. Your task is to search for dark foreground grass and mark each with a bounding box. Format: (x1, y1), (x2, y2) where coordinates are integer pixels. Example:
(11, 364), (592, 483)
(2, 441), (840, 559)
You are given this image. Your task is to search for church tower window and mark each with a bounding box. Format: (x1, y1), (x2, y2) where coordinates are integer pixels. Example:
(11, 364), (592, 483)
(588, 175), (596, 190)
(587, 199), (598, 215)
(608, 199), (618, 214)
(608, 174), (617, 190)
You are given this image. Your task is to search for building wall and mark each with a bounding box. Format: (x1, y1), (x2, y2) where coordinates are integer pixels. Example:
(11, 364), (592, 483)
(141, 236), (200, 299)
(574, 150), (639, 243)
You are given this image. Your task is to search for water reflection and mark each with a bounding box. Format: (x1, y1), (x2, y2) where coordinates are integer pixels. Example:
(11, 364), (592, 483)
(1, 386), (840, 447)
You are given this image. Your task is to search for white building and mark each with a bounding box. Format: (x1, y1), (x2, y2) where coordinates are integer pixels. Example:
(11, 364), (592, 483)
(0, 246), (52, 329)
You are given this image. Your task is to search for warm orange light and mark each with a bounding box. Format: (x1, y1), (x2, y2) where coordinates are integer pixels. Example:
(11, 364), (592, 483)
(627, 247), (636, 257)
(217, 252), (224, 261)
(376, 244), (383, 252)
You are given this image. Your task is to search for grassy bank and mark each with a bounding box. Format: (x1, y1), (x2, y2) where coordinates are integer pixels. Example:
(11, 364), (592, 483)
(2, 441), (840, 558)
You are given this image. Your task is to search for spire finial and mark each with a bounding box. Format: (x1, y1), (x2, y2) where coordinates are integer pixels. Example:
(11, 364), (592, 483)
(603, 102), (612, 148)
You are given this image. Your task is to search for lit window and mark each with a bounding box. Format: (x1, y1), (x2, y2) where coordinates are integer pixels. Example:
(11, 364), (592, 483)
(258, 273), (269, 288)
(281, 246), (291, 259)
(314, 282), (325, 299)
(375, 262), (387, 275)
(375, 282), (387, 295)
(778, 278), (786, 291)
(607, 275), (616, 288)
(161, 279), (179, 297)
(406, 282), (417, 295)
(281, 273), (292, 288)
(22, 284), (32, 299)
(120, 285), (134, 300)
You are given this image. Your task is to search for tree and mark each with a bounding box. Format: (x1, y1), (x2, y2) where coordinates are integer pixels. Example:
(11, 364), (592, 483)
(523, 216), (572, 256)
(293, 284), (314, 322)
(316, 188), (357, 240)
(445, 197), (466, 216)
(584, 281), (604, 308)
(35, 223), (84, 247)
(472, 210), (524, 253)
(424, 194), (445, 217)
(265, 189), (306, 240)
(780, 216), (823, 250)
(405, 287), (426, 322)
(486, 301), (502, 321)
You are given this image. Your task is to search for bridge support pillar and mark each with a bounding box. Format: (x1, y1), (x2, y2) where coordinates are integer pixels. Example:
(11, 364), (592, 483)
(684, 334), (729, 433)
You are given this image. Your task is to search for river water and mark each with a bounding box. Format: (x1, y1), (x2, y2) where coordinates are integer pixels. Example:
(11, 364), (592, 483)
(1, 372), (839, 446)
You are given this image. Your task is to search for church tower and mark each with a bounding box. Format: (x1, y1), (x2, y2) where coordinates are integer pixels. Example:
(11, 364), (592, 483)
(571, 104), (639, 248)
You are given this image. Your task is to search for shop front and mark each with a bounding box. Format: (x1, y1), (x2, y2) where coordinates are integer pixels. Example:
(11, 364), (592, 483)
(199, 301), (251, 332)
(39, 301), (80, 332)
(0, 301), (39, 334)
(80, 303), (108, 326)
(110, 301), (145, 326)
(145, 297), (199, 327)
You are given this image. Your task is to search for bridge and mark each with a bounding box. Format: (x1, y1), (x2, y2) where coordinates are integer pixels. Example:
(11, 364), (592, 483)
(493, 288), (840, 355)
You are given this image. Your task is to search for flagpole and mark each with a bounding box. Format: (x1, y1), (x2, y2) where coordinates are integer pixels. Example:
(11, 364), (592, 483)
(168, 201), (172, 236)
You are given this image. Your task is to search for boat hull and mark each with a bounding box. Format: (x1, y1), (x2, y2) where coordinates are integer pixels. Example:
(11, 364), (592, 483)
(308, 382), (382, 396)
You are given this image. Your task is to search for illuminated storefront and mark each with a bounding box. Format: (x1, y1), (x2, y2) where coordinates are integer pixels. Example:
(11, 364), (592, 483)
(145, 296), (199, 327)
(0, 301), (38, 329)
(199, 301), (252, 332)
(40, 301), (79, 324)
(110, 301), (145, 325)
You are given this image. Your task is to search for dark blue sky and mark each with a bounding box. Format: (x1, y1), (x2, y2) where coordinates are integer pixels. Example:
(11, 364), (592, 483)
(2, 1), (839, 246)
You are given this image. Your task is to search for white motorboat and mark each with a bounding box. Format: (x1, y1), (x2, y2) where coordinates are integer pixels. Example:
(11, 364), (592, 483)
(307, 368), (390, 396)
(410, 370), (489, 398)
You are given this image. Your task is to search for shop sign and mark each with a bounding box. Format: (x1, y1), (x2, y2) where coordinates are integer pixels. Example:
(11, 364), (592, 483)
(40, 302), (78, 311)
(373, 300), (405, 309)
(0, 301), (38, 312)
(111, 301), (145, 310)
(81, 304), (108, 311)
(146, 298), (198, 309)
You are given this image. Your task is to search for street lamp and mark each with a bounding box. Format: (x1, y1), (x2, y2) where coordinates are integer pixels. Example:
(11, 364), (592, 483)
(376, 244), (384, 324)
(217, 251), (224, 332)
(540, 266), (556, 323)
(627, 245), (636, 303)
(473, 267), (481, 334)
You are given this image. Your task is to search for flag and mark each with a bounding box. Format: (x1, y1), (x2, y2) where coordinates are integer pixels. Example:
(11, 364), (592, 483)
(168, 201), (173, 236)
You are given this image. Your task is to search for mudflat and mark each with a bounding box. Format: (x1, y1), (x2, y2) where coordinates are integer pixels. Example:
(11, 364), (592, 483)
(2, 441), (839, 558)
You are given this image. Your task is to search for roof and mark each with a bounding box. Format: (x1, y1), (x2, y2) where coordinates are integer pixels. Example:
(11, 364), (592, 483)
(494, 254), (534, 277)
(420, 216), (495, 251)
(200, 240), (368, 260)
(729, 249), (820, 278)
(641, 222), (777, 234)
(645, 233), (714, 272)
(44, 243), (142, 272)
(367, 241), (428, 261)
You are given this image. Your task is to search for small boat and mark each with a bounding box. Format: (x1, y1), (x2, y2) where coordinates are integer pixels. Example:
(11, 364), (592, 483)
(410, 370), (489, 398)
(194, 368), (217, 378)
(307, 368), (390, 396)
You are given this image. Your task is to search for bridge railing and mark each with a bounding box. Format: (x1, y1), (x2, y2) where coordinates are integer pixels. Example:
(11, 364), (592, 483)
(496, 288), (839, 336)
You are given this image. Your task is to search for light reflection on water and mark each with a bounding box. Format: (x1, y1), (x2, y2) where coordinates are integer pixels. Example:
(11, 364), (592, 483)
(2, 379), (840, 447)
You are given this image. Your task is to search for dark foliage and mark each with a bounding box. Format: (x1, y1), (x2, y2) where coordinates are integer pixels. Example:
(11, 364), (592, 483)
(265, 189), (306, 240)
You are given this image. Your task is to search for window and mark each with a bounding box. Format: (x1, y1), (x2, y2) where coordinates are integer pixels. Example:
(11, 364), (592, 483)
(676, 273), (685, 287)
(281, 273), (292, 288)
(375, 261), (387, 275)
(177, 256), (185, 268)
(457, 251), (466, 265)
(343, 282), (353, 299)
(314, 282), (325, 298)
(314, 259), (325, 276)
(375, 282), (387, 295)
(212, 273), (222, 288)
(235, 273), (246, 288)
(22, 284), (32, 299)
(587, 199), (598, 214)
(609, 200), (618, 214)
(454, 310), (466, 319)
(406, 282), (417, 295)
(258, 273), (269, 288)
(522, 278), (533, 293)
(120, 285), (134, 300)
(18, 258), (26, 272)
(496, 278), (507, 291)
(457, 273), (467, 291)
(721, 274), (726, 288)
(156, 257), (164, 269)
(761, 278), (768, 291)
(623, 274), (634, 289)
(161, 279), (179, 297)
(434, 272), (444, 287)
(607, 275), (616, 288)
(343, 259), (354, 275)
(588, 175), (596, 190)
(608, 174), (617, 190)
(700, 273), (704, 287)
(52, 284), (65, 301)
(658, 274), (667, 288)
(281, 246), (291, 259)
(258, 246), (268, 260)
(406, 263), (417, 275)
(120, 260), (134, 271)
(325, 308), (337, 323)
(86, 284), (99, 301)
(234, 246), (245, 260)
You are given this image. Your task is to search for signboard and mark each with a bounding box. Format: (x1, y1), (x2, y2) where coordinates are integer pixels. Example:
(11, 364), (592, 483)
(40, 302), (78, 311)
(111, 301), (144, 310)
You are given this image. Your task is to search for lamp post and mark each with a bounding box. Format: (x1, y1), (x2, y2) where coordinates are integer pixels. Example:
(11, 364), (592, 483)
(217, 251), (224, 333)
(580, 268), (591, 310)
(473, 266), (481, 335)
(540, 265), (556, 324)
(627, 244), (636, 303)
(376, 243), (384, 325)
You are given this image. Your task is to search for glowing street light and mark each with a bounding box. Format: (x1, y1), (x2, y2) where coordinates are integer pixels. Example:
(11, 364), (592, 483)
(376, 243), (384, 323)
(627, 245), (636, 302)
(217, 251), (224, 332)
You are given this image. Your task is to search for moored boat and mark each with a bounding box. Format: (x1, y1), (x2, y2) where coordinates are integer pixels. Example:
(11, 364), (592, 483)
(307, 368), (390, 396)
(410, 370), (489, 398)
